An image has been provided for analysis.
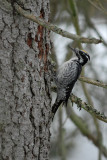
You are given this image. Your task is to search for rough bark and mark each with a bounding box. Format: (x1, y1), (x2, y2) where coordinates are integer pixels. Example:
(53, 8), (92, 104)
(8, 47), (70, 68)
(0, 0), (51, 160)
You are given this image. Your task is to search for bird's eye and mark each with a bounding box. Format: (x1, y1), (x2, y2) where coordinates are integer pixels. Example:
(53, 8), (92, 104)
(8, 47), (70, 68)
(79, 51), (84, 55)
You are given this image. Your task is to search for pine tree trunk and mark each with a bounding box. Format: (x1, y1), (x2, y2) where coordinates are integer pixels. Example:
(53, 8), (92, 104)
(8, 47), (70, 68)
(0, 0), (51, 159)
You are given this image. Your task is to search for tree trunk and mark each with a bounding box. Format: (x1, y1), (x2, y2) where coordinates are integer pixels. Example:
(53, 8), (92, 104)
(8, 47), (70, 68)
(0, 0), (51, 160)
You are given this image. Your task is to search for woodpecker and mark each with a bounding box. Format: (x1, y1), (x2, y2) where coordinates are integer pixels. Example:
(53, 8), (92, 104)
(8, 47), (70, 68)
(52, 46), (90, 115)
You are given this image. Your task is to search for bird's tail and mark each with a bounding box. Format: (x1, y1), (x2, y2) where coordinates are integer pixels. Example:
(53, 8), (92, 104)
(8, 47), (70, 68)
(52, 99), (62, 115)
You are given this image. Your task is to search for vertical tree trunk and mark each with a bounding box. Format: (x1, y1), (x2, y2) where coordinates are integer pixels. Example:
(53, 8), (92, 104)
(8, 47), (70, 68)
(0, 0), (51, 159)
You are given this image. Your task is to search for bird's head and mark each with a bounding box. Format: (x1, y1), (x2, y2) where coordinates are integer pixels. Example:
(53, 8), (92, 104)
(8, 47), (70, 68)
(69, 46), (90, 66)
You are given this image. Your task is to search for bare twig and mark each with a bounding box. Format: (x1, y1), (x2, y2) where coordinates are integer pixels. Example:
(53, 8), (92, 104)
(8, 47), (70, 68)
(79, 77), (107, 89)
(13, 3), (102, 44)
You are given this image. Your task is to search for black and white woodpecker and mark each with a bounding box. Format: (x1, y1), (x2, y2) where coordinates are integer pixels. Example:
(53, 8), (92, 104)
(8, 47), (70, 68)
(52, 46), (90, 115)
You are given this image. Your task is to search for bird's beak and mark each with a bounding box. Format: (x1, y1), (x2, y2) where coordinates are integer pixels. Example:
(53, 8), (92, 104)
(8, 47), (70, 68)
(69, 46), (78, 56)
(69, 46), (76, 53)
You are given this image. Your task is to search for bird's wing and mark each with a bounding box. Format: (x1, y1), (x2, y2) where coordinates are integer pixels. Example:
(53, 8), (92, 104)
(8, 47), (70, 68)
(57, 60), (82, 87)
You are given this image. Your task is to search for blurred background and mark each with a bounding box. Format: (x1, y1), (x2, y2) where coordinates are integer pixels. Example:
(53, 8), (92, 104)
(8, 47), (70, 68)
(49, 0), (107, 160)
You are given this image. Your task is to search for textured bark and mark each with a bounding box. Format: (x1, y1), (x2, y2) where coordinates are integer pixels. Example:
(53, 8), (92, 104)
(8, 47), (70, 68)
(0, 0), (51, 160)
